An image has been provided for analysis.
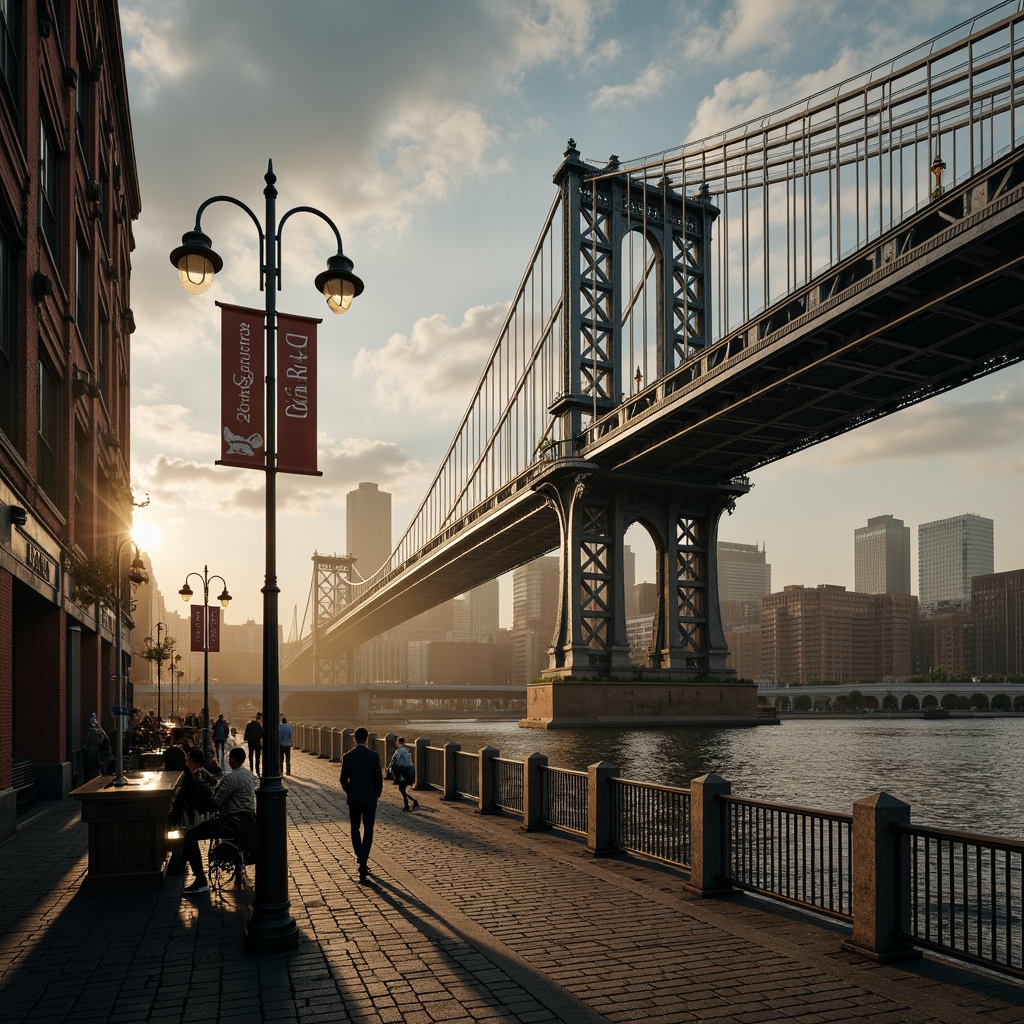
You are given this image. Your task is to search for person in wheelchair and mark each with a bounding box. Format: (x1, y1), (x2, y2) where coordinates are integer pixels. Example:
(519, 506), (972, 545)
(180, 746), (257, 896)
(169, 747), (214, 829)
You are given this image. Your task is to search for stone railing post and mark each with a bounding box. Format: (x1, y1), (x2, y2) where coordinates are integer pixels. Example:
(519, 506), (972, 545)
(381, 732), (397, 773)
(845, 792), (919, 962)
(330, 728), (342, 762)
(477, 746), (499, 814)
(342, 727), (354, 756)
(318, 725), (331, 759)
(441, 742), (461, 801)
(413, 737), (430, 790)
(308, 725), (320, 758)
(521, 752), (548, 831)
(686, 773), (733, 897)
(587, 761), (619, 855)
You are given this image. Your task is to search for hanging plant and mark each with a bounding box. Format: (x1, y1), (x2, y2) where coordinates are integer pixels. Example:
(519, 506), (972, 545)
(67, 553), (120, 608)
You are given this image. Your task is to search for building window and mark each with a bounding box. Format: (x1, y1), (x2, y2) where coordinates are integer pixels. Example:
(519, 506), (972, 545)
(75, 61), (89, 155)
(0, 0), (19, 107)
(96, 316), (107, 397)
(39, 117), (61, 262)
(76, 237), (89, 334)
(0, 227), (15, 441)
(37, 358), (60, 501)
(98, 164), (108, 243)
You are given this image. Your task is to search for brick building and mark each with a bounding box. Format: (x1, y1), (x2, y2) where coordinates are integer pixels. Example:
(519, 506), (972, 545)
(760, 585), (916, 684)
(972, 569), (1024, 676)
(0, 1), (140, 839)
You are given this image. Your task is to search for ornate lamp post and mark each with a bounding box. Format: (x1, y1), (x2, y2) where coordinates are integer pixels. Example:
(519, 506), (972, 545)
(169, 161), (362, 953)
(179, 566), (231, 764)
(112, 540), (149, 787)
(144, 621), (169, 730)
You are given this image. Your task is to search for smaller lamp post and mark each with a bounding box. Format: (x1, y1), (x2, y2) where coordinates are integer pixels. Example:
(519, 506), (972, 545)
(144, 621), (169, 731)
(112, 540), (149, 787)
(179, 566), (231, 763)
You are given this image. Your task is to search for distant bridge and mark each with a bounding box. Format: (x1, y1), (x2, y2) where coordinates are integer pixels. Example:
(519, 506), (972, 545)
(133, 682), (526, 723)
(757, 681), (1024, 710)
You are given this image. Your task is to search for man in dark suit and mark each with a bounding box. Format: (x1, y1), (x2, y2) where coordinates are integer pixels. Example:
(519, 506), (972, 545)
(339, 727), (384, 883)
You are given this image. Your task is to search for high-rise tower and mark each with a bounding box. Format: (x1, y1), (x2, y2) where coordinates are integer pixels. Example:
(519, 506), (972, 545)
(918, 514), (994, 611)
(854, 515), (911, 595)
(345, 482), (392, 579)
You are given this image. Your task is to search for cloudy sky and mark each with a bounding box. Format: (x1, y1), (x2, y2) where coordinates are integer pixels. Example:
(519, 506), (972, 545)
(120, 0), (1024, 631)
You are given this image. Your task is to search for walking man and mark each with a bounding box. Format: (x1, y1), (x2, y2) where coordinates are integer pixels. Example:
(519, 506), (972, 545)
(243, 711), (263, 776)
(279, 716), (293, 775)
(212, 713), (230, 766)
(339, 727), (383, 883)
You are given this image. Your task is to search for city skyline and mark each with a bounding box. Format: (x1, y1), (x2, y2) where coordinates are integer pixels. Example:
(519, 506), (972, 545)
(122, 1), (1024, 630)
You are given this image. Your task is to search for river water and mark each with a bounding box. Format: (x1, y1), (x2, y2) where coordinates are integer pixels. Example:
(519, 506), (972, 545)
(374, 715), (1024, 840)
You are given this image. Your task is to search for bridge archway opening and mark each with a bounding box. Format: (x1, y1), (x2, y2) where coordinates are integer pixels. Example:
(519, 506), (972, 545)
(620, 229), (660, 400)
(624, 519), (660, 667)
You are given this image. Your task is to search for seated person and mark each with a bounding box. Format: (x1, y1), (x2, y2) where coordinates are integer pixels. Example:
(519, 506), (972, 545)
(163, 744), (188, 771)
(169, 747), (214, 829)
(180, 746), (257, 895)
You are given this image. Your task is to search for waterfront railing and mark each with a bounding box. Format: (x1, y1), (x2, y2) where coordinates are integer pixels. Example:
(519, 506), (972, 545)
(297, 722), (1023, 980)
(894, 822), (1024, 976)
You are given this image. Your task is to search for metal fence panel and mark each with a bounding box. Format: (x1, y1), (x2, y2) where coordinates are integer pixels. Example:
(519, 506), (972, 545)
(610, 779), (691, 868)
(722, 796), (853, 919)
(896, 824), (1024, 977)
(540, 766), (588, 836)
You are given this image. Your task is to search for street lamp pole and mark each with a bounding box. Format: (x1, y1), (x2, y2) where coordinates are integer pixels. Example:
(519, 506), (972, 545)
(145, 622), (168, 730)
(170, 161), (362, 953)
(179, 565), (231, 765)
(112, 540), (148, 787)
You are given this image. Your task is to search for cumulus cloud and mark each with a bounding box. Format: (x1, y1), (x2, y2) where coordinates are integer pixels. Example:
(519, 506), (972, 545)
(352, 303), (508, 418)
(682, 0), (808, 64)
(132, 403), (219, 456)
(823, 379), (1024, 472)
(591, 64), (674, 113)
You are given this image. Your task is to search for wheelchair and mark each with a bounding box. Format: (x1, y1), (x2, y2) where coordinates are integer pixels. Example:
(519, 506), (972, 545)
(206, 811), (257, 895)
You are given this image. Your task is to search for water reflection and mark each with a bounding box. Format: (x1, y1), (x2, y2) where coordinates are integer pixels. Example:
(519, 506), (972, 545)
(377, 717), (1024, 840)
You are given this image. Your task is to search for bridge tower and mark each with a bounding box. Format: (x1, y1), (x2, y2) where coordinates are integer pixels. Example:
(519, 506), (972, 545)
(310, 554), (355, 685)
(531, 141), (751, 701)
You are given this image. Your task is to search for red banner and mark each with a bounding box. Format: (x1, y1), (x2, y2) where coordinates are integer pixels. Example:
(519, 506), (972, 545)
(190, 605), (204, 652)
(276, 311), (322, 476)
(208, 606), (220, 653)
(190, 605), (221, 652)
(218, 302), (265, 471)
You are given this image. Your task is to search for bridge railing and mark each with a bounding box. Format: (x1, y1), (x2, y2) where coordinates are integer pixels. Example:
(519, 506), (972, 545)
(292, 724), (1024, 980)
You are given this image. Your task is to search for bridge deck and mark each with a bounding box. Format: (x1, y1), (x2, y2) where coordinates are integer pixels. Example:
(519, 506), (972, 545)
(4, 749), (1023, 1023)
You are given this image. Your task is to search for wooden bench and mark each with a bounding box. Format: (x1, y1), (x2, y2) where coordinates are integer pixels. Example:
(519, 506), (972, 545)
(12, 756), (34, 814)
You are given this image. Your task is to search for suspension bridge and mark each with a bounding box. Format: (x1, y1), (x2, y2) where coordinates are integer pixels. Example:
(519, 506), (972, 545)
(286, 3), (1024, 727)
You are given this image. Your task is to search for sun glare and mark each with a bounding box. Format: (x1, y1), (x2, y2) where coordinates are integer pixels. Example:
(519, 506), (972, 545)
(132, 520), (161, 551)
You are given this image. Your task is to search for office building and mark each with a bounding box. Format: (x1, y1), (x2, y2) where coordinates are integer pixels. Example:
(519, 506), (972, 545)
(918, 514), (994, 611)
(0, 1), (141, 838)
(346, 482), (392, 579)
(512, 556), (560, 682)
(854, 515), (911, 595)
(466, 579), (500, 640)
(718, 541), (771, 627)
(972, 569), (1024, 676)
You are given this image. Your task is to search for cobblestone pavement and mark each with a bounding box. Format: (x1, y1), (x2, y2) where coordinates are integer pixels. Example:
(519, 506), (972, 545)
(3, 747), (1024, 1024)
